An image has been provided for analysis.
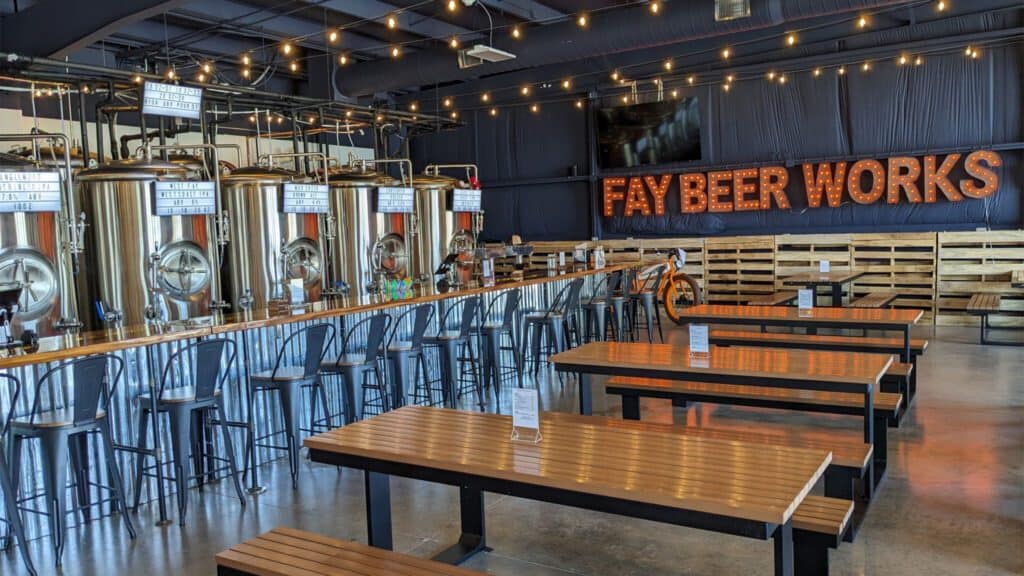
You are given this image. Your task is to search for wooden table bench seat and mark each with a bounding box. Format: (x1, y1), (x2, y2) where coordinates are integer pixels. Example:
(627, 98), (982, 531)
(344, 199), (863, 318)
(605, 376), (901, 493)
(216, 527), (484, 576)
(748, 291), (799, 306)
(792, 496), (855, 576)
(709, 330), (927, 403)
(849, 292), (897, 308)
(966, 293), (1023, 346)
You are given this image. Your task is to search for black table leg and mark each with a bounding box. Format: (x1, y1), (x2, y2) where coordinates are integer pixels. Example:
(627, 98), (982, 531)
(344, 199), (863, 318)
(807, 285), (818, 335)
(433, 486), (489, 564)
(578, 373), (593, 415)
(794, 530), (831, 576)
(621, 394), (640, 420)
(903, 328), (911, 363)
(364, 471), (393, 550)
(831, 283), (843, 307)
(773, 521), (794, 576)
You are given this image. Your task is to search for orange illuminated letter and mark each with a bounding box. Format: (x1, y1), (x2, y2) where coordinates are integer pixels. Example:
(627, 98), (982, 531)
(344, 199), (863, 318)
(960, 150), (1001, 199)
(759, 166), (790, 209)
(679, 173), (707, 213)
(732, 168), (760, 211)
(923, 154), (962, 202)
(708, 171), (734, 212)
(803, 162), (847, 208)
(847, 159), (885, 205)
(623, 176), (652, 216)
(603, 177), (626, 216)
(886, 157), (922, 204)
(643, 175), (672, 216)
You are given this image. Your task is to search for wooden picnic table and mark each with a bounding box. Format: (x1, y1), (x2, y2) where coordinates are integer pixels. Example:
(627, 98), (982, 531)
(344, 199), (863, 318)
(305, 406), (831, 576)
(673, 304), (922, 361)
(550, 341), (891, 447)
(783, 271), (865, 307)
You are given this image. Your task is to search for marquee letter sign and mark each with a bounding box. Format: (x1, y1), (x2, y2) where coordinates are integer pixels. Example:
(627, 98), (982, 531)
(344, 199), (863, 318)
(603, 150), (1001, 217)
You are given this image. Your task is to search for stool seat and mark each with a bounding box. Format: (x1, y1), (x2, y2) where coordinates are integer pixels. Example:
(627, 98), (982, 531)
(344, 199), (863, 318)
(424, 330), (463, 342)
(138, 387), (221, 405)
(582, 297), (608, 307)
(388, 341), (414, 352)
(321, 354), (374, 370)
(526, 312), (564, 321)
(11, 408), (107, 429)
(481, 322), (510, 332)
(250, 366), (308, 383)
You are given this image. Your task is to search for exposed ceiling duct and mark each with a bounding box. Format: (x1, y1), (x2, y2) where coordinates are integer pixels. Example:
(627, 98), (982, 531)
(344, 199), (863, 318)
(334, 0), (917, 98)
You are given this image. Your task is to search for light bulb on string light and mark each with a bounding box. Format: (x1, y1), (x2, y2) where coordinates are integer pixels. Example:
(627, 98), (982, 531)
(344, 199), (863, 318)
(778, 74), (787, 84)
(813, 67), (821, 77)
(670, 89), (678, 98)
(937, 0), (947, 11)
(857, 16), (868, 28)
(725, 74), (735, 83)
(577, 13), (588, 28)
(786, 33), (797, 46)
(409, 102), (418, 112)
(339, 54), (348, 65)
(837, 65), (846, 75)
(722, 83), (731, 92)
(387, 14), (397, 29)
(242, 54), (251, 66)
(490, 107), (498, 117)
(721, 47), (731, 59)
(290, 61), (299, 72)
(914, 55), (924, 65)
(562, 79), (571, 90)
(621, 94), (629, 104)
(308, 116), (316, 124)
(249, 115), (256, 123)
(450, 110), (459, 119)
(664, 59), (673, 71)
(511, 26), (521, 39)
(202, 62), (212, 74)
(481, 92), (490, 102)
(861, 61), (871, 72)
(133, 74), (142, 84)
(898, 54), (908, 65)
(530, 104), (539, 113)
(166, 68), (176, 80)
(391, 46), (401, 58)
(447, 0), (457, 11)
(611, 70), (620, 81)
(81, 85), (90, 94)
(575, 99), (585, 109)
(242, 68), (251, 78)
(520, 85), (530, 96)
(345, 110), (352, 118)
(688, 75), (695, 85)
(197, 73), (206, 82)
(449, 36), (459, 49)
(650, 1), (660, 14)
(282, 42), (293, 55)
(443, 97), (452, 108)
(767, 71), (776, 81)
(328, 29), (339, 43)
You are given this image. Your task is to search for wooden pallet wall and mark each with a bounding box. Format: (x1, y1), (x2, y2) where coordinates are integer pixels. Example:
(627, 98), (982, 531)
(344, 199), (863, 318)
(851, 233), (937, 322)
(774, 234), (852, 306)
(705, 236), (776, 303)
(936, 231), (1024, 326)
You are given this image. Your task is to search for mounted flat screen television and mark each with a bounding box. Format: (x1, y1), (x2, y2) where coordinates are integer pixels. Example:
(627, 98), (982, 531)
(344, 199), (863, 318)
(597, 97), (701, 168)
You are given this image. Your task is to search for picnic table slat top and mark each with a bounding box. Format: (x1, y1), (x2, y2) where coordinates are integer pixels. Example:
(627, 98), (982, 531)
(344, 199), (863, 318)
(305, 406), (831, 526)
(550, 342), (892, 387)
(677, 304), (923, 325)
(783, 271), (865, 285)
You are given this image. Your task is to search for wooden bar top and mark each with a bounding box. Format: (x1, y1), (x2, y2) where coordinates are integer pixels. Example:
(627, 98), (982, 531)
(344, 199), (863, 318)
(550, 342), (893, 388)
(676, 304), (923, 326)
(304, 406), (831, 526)
(0, 264), (629, 369)
(782, 271), (865, 286)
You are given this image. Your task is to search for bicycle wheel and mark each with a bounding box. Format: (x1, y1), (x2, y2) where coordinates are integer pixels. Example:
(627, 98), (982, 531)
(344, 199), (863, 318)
(662, 272), (703, 325)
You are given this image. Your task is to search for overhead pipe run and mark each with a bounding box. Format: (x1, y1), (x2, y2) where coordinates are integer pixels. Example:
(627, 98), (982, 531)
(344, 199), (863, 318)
(334, 0), (915, 97)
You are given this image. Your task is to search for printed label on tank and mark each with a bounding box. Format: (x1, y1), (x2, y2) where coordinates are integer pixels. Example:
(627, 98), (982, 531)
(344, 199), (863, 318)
(152, 181), (217, 216)
(142, 81), (203, 119)
(376, 187), (415, 213)
(0, 171), (61, 212)
(452, 188), (482, 212)
(282, 183), (329, 213)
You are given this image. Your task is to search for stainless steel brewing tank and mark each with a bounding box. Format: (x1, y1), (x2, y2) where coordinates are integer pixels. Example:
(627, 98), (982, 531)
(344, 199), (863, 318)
(325, 170), (404, 293)
(75, 158), (222, 328)
(0, 153), (76, 337)
(220, 166), (324, 309)
(413, 174), (474, 281)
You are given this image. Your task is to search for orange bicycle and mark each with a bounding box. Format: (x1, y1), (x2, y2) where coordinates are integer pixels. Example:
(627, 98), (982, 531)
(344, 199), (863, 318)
(637, 251), (702, 325)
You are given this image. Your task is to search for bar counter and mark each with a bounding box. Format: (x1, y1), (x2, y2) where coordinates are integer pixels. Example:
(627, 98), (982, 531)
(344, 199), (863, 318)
(0, 263), (630, 370)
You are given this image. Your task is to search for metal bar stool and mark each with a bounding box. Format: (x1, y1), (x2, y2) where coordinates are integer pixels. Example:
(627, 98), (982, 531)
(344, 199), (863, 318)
(385, 304), (435, 410)
(248, 323), (335, 490)
(524, 278), (585, 376)
(320, 313), (391, 422)
(423, 296), (483, 410)
(608, 268), (635, 341)
(0, 373), (37, 576)
(8, 354), (136, 567)
(479, 288), (524, 402)
(582, 273), (621, 342)
(631, 264), (667, 343)
(131, 338), (246, 525)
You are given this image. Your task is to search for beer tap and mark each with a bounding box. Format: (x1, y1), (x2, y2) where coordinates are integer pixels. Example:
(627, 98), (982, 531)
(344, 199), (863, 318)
(144, 243), (165, 323)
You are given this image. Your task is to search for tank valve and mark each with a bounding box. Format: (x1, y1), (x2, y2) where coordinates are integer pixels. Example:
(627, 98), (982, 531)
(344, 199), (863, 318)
(238, 289), (254, 310)
(209, 300), (232, 312)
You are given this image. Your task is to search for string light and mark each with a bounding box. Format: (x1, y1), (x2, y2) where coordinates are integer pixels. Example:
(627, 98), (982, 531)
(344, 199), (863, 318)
(447, 0), (457, 11)
(409, 102), (418, 112)
(450, 110), (459, 119)
(577, 13), (588, 28)
(575, 100), (585, 109)
(857, 16), (868, 28)
(621, 94), (629, 104)
(862, 61), (871, 72)
(813, 67), (821, 77)
(242, 68), (251, 78)
(133, 74), (142, 84)
(670, 89), (678, 98)
(725, 74), (735, 82)
(249, 115), (256, 123)
(202, 62), (212, 74)
(914, 55), (924, 65)
(786, 33), (797, 46)
(450, 36), (459, 49)
(81, 85), (90, 93)
(611, 70), (620, 81)
(722, 83), (732, 92)
(650, 1), (660, 14)
(512, 26), (521, 39)
(721, 47), (731, 59)
(778, 74), (787, 84)
(663, 59), (673, 71)
(443, 97), (452, 108)
(391, 46), (401, 58)
(481, 92), (490, 102)
(837, 65), (846, 75)
(166, 68), (176, 80)
(937, 0), (947, 10)
(345, 110), (353, 118)
(308, 115), (316, 124)
(530, 104), (539, 113)
(562, 79), (571, 89)
(339, 54), (348, 65)
(376, 114), (384, 122)
(282, 42), (293, 55)
(290, 61), (299, 72)
(328, 29), (339, 43)
(242, 54), (251, 66)
(387, 14), (397, 29)
(520, 85), (531, 96)
(197, 73), (206, 82)
(688, 75), (695, 85)
(898, 54), (908, 65)
(490, 107), (498, 116)
(767, 71), (776, 80)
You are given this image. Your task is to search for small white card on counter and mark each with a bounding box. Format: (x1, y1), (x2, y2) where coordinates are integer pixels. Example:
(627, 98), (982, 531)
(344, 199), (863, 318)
(689, 323), (709, 355)
(558, 252), (566, 268)
(482, 258), (495, 287)
(511, 388), (542, 442)
(289, 279), (305, 305)
(798, 289), (814, 310)
(819, 260), (831, 273)
(594, 246), (606, 270)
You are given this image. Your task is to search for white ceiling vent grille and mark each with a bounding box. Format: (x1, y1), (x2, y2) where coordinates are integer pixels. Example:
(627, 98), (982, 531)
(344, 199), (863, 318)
(715, 0), (752, 21)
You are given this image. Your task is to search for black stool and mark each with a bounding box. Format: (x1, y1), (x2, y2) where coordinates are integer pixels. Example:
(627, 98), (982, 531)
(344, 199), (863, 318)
(423, 297), (483, 410)
(0, 374), (37, 576)
(609, 268), (635, 342)
(8, 354), (136, 567)
(631, 264), (666, 343)
(582, 273), (621, 342)
(132, 338), (246, 525)
(386, 304), (436, 408)
(524, 278), (584, 376)
(479, 288), (524, 401)
(248, 323), (334, 489)
(320, 313), (390, 422)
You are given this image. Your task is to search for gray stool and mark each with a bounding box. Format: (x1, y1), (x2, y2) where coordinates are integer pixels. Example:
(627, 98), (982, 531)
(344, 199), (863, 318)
(0, 374), (37, 576)
(525, 278), (585, 375)
(479, 288), (524, 401)
(321, 313), (391, 421)
(582, 273), (620, 342)
(424, 296), (483, 410)
(248, 323), (334, 490)
(132, 338), (246, 525)
(608, 268), (635, 342)
(631, 264), (666, 343)
(386, 304), (435, 409)
(9, 354), (136, 567)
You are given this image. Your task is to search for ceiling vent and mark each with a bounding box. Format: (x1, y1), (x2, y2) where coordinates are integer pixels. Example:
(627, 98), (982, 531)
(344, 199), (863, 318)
(457, 44), (517, 69)
(715, 0), (751, 21)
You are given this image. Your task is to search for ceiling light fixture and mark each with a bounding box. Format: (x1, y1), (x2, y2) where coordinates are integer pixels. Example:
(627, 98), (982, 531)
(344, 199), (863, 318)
(721, 47), (731, 59)
(650, 1), (660, 14)
(577, 13), (588, 28)
(512, 26), (521, 39)
(339, 54), (348, 65)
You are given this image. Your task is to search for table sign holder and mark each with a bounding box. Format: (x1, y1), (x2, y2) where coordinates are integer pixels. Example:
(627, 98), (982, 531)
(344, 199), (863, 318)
(593, 246), (606, 270)
(511, 388), (542, 443)
(798, 289), (814, 310)
(689, 323), (710, 359)
(819, 260), (831, 273)
(558, 252), (566, 269)
(289, 279), (305, 306)
(482, 258), (495, 287)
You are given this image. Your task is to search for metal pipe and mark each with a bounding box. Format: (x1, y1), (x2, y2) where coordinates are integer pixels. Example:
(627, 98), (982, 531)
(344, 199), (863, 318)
(76, 84), (90, 165)
(352, 157), (413, 186)
(425, 163), (478, 183)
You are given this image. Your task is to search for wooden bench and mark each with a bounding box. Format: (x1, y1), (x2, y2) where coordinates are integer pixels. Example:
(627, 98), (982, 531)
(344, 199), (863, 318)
(606, 376), (902, 494)
(849, 292), (897, 308)
(216, 526), (485, 576)
(966, 293), (1023, 346)
(793, 496), (855, 576)
(747, 291), (798, 305)
(709, 329), (927, 403)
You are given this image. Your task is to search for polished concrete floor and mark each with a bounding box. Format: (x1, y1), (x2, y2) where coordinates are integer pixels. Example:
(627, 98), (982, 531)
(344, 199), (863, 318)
(1, 325), (1022, 575)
